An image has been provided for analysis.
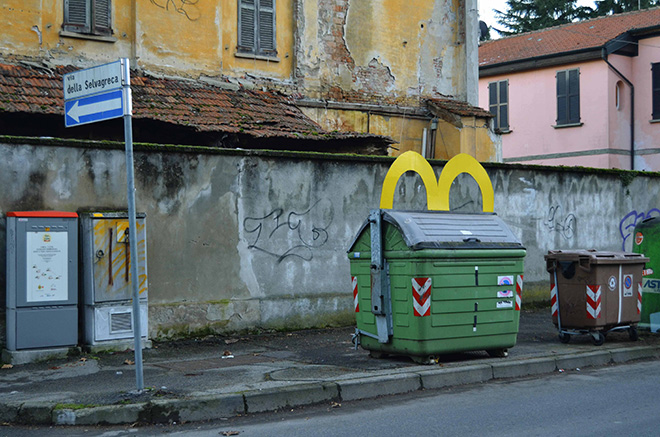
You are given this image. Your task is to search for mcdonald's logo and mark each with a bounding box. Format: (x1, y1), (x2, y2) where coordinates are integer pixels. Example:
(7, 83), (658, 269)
(379, 151), (494, 212)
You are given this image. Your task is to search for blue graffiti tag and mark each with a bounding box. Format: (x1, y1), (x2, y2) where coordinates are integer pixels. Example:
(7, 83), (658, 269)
(619, 208), (660, 250)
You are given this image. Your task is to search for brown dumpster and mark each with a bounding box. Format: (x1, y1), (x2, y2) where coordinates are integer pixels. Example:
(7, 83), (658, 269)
(545, 250), (649, 345)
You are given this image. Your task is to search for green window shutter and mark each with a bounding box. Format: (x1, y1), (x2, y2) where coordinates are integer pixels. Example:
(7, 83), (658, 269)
(489, 80), (509, 131)
(499, 80), (509, 130)
(64, 0), (90, 33)
(567, 69), (580, 124)
(238, 0), (256, 53)
(488, 82), (498, 126)
(556, 70), (568, 125)
(93, 0), (112, 35)
(652, 63), (660, 119)
(258, 0), (276, 55)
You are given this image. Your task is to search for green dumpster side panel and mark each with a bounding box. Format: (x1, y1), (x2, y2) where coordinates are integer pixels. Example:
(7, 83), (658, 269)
(633, 217), (660, 331)
(349, 256), (524, 357)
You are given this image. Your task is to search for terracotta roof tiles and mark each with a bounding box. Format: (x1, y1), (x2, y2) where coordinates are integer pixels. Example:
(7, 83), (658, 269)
(480, 7), (660, 68)
(0, 62), (391, 145)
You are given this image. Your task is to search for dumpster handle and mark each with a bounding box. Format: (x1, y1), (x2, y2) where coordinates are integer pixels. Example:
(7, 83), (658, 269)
(578, 256), (591, 272)
(464, 237), (481, 243)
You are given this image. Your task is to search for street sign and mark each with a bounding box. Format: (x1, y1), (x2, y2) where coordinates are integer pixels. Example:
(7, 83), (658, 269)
(63, 60), (122, 101)
(62, 59), (144, 392)
(64, 89), (124, 127)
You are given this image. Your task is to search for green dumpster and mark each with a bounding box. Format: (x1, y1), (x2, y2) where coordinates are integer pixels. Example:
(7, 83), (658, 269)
(633, 216), (660, 332)
(348, 209), (526, 364)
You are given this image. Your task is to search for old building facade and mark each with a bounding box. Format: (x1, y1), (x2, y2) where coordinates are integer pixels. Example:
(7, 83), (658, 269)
(2, 0), (499, 160)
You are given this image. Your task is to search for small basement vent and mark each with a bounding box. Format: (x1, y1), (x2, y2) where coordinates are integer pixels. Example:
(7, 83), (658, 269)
(110, 311), (133, 333)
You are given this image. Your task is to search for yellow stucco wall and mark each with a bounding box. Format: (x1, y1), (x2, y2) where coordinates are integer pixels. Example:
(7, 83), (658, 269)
(1, 0), (293, 79)
(300, 107), (498, 160)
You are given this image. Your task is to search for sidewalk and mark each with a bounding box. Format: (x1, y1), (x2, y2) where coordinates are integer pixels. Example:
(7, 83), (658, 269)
(1, 309), (659, 426)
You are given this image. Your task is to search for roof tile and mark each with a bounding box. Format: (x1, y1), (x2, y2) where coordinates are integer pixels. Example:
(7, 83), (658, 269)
(0, 62), (392, 144)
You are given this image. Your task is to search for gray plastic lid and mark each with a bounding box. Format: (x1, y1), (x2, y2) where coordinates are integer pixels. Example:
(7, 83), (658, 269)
(383, 210), (523, 250)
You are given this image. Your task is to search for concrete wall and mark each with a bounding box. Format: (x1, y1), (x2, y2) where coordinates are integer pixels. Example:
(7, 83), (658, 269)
(2, 137), (659, 345)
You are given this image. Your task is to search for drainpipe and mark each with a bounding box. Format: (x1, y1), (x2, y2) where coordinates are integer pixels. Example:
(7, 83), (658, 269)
(602, 48), (635, 170)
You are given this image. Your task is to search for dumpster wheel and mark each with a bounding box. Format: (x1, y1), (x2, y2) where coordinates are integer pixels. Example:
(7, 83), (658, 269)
(558, 332), (571, 344)
(591, 331), (605, 346)
(410, 355), (438, 365)
(368, 351), (389, 359)
(486, 348), (508, 358)
(629, 326), (639, 341)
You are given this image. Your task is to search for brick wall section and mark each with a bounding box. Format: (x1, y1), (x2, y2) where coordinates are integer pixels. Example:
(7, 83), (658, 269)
(316, 0), (400, 106)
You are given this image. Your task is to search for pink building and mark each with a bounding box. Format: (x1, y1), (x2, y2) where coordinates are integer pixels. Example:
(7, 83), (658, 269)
(479, 8), (660, 171)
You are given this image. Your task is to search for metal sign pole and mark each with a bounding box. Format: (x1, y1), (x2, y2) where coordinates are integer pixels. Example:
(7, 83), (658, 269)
(121, 58), (144, 392)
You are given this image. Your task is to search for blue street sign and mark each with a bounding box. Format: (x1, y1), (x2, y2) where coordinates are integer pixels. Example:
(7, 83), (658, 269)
(64, 89), (124, 127)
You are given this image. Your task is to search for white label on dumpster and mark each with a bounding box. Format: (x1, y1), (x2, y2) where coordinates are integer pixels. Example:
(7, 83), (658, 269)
(26, 231), (68, 302)
(498, 290), (513, 298)
(497, 300), (513, 309)
(498, 276), (514, 286)
(608, 276), (617, 291)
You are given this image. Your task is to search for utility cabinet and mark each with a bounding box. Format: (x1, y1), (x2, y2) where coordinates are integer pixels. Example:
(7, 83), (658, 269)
(5, 211), (78, 350)
(79, 212), (148, 347)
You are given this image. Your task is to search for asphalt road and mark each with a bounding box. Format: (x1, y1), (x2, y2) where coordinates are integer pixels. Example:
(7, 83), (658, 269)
(3, 359), (659, 436)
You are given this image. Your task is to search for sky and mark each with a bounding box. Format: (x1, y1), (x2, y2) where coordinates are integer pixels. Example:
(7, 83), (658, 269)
(479, 0), (597, 34)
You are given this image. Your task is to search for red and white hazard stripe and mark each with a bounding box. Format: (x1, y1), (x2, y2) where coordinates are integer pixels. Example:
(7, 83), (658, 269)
(516, 275), (523, 311)
(586, 285), (602, 319)
(412, 277), (432, 317)
(638, 282), (643, 314)
(352, 276), (359, 313)
(551, 283), (558, 317)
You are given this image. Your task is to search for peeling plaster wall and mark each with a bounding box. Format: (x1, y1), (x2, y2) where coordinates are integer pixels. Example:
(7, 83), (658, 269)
(0, 139), (658, 345)
(296, 0), (468, 104)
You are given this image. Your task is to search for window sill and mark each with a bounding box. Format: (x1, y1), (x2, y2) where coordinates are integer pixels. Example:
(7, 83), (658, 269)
(650, 119), (660, 124)
(60, 31), (117, 43)
(234, 52), (280, 62)
(495, 128), (512, 134)
(552, 122), (583, 129)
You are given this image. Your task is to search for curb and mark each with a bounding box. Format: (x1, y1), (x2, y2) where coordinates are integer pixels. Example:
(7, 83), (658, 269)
(8, 345), (658, 426)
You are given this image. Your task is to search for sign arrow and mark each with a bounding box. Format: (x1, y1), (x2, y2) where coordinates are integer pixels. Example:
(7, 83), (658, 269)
(64, 89), (124, 127)
(67, 93), (122, 123)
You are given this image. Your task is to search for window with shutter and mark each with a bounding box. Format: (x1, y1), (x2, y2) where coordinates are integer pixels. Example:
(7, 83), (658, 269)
(652, 63), (660, 120)
(63, 0), (112, 37)
(488, 79), (509, 132)
(238, 0), (277, 57)
(556, 68), (580, 126)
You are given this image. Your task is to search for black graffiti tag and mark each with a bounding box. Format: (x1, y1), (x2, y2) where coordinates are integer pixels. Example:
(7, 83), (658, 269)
(244, 200), (331, 263)
(545, 205), (576, 239)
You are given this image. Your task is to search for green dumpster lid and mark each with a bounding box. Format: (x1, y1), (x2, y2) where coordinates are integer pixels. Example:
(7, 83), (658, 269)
(348, 210), (524, 251)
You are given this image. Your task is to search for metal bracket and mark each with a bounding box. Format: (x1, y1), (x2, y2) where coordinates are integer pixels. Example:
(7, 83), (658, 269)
(369, 209), (393, 343)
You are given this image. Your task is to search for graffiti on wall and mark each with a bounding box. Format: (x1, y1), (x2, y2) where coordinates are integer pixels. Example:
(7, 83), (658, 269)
(150, 0), (200, 21)
(620, 208), (660, 250)
(544, 205), (576, 239)
(243, 200), (332, 263)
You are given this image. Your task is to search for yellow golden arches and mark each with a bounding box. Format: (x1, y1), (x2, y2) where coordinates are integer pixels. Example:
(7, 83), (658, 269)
(379, 151), (442, 210)
(437, 153), (494, 212)
(379, 152), (494, 212)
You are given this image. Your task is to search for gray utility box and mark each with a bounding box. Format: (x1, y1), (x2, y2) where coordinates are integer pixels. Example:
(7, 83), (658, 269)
(79, 212), (148, 347)
(6, 211), (78, 350)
